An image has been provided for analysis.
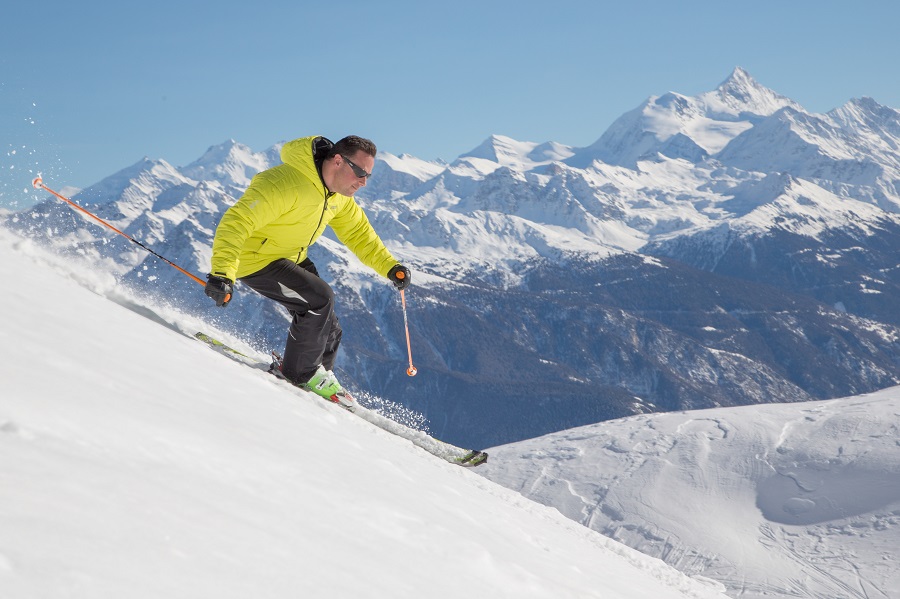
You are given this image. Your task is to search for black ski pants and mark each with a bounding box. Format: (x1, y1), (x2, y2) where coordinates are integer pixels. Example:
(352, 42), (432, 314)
(239, 258), (342, 385)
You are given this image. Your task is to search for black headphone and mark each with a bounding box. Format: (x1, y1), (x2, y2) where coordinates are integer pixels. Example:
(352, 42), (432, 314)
(312, 136), (335, 165)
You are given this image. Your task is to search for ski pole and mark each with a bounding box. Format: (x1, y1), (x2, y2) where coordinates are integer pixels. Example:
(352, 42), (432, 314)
(396, 273), (417, 376)
(32, 176), (207, 289)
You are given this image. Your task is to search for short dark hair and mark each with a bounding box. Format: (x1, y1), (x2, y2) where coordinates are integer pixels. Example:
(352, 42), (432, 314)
(330, 135), (377, 159)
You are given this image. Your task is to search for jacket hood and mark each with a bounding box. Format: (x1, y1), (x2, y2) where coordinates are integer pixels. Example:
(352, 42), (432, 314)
(280, 136), (331, 191)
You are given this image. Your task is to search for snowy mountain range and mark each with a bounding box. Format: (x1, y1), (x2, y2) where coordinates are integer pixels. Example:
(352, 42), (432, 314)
(7, 67), (900, 451)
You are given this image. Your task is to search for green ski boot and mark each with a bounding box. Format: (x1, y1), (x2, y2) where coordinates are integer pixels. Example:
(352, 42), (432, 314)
(300, 365), (357, 411)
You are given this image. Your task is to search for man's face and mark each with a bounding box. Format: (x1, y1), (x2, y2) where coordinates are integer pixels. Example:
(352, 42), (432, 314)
(329, 151), (374, 196)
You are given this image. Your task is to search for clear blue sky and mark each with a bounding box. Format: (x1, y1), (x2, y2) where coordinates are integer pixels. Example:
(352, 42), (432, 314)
(2, 0), (898, 209)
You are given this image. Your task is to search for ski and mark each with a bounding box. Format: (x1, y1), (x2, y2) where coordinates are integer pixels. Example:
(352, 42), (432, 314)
(193, 332), (488, 467)
(194, 332), (251, 359)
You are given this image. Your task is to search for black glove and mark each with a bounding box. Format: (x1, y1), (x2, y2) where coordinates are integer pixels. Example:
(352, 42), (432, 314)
(387, 264), (411, 290)
(205, 274), (234, 307)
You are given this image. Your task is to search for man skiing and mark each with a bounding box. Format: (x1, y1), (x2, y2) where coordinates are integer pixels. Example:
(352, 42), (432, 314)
(204, 135), (410, 408)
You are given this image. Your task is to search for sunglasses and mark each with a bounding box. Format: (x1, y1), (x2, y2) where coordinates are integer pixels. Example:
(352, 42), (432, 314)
(341, 155), (372, 179)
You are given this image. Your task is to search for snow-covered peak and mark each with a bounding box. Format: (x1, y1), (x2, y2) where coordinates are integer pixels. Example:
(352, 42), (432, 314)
(180, 140), (277, 190)
(187, 139), (246, 164)
(376, 151), (446, 182)
(73, 157), (193, 207)
(572, 67), (803, 167)
(459, 134), (572, 171)
(715, 105), (900, 199)
(828, 97), (900, 154)
(527, 140), (575, 163)
(733, 175), (889, 239)
(354, 152), (447, 201)
(702, 66), (801, 119)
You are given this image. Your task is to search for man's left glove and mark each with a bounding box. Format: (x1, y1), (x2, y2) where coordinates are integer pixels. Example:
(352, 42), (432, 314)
(205, 274), (234, 307)
(387, 264), (411, 290)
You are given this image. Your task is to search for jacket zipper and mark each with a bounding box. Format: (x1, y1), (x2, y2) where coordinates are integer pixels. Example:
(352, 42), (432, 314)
(299, 190), (332, 264)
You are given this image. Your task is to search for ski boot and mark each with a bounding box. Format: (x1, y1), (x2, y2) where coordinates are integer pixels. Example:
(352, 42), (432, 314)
(300, 365), (357, 412)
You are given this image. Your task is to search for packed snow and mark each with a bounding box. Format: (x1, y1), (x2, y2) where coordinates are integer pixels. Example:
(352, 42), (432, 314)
(0, 226), (728, 598)
(481, 392), (900, 598)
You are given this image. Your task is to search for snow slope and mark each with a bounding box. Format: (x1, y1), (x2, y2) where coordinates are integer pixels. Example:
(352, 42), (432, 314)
(481, 391), (900, 598)
(0, 225), (727, 599)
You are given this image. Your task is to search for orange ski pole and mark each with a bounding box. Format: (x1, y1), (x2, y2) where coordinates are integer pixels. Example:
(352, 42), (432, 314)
(32, 176), (208, 289)
(395, 271), (417, 377)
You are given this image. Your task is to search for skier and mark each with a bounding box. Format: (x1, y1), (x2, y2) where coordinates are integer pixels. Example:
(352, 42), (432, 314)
(203, 135), (410, 407)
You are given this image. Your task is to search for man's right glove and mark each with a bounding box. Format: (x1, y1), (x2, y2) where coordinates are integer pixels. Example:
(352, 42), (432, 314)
(205, 274), (234, 307)
(387, 264), (411, 290)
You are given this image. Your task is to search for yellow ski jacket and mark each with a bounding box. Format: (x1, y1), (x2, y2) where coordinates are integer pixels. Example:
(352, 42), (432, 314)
(210, 136), (397, 282)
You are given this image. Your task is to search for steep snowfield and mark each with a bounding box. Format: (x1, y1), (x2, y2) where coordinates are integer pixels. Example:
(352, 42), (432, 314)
(0, 226), (727, 598)
(481, 390), (900, 598)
